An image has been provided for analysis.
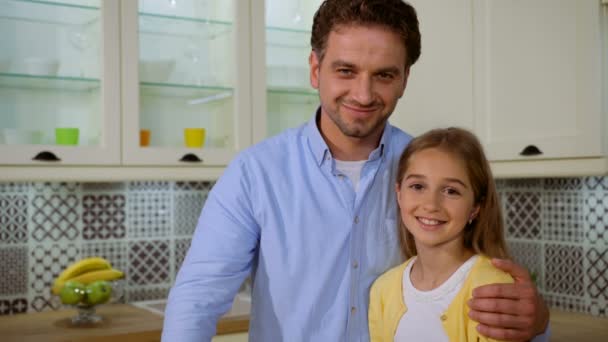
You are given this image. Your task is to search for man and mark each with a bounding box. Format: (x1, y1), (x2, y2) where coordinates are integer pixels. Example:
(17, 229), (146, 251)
(162, 1), (550, 341)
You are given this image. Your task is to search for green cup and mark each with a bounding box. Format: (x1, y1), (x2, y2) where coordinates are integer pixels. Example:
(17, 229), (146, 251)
(55, 128), (79, 146)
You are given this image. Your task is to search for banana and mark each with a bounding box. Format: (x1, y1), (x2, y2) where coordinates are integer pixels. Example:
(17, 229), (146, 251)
(67, 268), (124, 285)
(51, 257), (112, 295)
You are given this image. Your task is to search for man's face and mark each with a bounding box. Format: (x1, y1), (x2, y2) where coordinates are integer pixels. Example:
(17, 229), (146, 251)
(309, 24), (409, 143)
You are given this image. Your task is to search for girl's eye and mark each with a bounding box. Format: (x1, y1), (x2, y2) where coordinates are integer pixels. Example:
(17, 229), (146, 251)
(444, 187), (461, 196)
(408, 183), (424, 191)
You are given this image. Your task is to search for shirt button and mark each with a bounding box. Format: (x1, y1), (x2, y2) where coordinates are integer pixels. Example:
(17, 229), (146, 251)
(352, 260), (359, 269)
(354, 216), (359, 224)
(351, 306), (356, 314)
(440, 314), (447, 321)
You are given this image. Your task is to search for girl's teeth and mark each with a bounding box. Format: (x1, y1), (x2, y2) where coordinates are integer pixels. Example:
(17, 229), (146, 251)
(419, 217), (440, 225)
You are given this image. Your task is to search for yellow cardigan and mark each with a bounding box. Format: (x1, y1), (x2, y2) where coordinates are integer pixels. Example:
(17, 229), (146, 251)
(368, 255), (513, 342)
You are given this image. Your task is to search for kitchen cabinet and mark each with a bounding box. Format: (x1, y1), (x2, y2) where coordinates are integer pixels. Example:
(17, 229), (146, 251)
(473, 0), (604, 162)
(121, 0), (250, 166)
(390, 0), (475, 137)
(0, 0), (121, 165)
(390, 0), (608, 177)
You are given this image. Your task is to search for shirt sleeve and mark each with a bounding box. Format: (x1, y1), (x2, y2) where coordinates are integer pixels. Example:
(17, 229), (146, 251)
(162, 156), (260, 342)
(530, 323), (551, 342)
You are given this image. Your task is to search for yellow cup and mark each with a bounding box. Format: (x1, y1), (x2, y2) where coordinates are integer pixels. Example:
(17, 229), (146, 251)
(184, 128), (206, 148)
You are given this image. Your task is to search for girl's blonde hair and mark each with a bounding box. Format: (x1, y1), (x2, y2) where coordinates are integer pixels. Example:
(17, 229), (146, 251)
(396, 127), (509, 259)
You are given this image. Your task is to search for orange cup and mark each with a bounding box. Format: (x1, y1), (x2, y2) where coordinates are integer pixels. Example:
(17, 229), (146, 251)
(140, 129), (150, 147)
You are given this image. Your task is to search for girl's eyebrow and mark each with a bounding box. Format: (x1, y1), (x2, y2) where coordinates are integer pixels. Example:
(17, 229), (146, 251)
(405, 174), (468, 188)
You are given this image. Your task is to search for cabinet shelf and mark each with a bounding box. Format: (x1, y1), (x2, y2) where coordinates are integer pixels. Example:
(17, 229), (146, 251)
(0, 72), (99, 92)
(0, 0), (99, 26)
(139, 12), (232, 39)
(267, 87), (317, 97)
(266, 26), (311, 48)
(140, 81), (233, 101)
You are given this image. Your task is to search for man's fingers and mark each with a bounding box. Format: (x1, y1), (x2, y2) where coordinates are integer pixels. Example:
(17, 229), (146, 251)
(475, 324), (531, 342)
(491, 258), (532, 282)
(472, 282), (536, 300)
(468, 310), (531, 329)
(468, 298), (535, 316)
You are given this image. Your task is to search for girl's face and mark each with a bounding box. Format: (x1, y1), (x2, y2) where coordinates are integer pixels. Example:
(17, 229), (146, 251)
(396, 147), (479, 252)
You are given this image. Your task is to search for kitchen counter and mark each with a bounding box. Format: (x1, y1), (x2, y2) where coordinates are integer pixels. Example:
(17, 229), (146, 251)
(0, 303), (248, 342)
(1, 305), (606, 341)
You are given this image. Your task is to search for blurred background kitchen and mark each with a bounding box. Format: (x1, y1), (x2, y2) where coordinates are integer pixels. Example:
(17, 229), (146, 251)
(0, 0), (607, 341)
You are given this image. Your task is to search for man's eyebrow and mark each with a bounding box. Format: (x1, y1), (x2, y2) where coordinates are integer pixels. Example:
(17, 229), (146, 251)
(330, 60), (356, 69)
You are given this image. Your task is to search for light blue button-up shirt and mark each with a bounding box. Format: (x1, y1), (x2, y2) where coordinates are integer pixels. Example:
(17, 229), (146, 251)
(162, 114), (412, 341)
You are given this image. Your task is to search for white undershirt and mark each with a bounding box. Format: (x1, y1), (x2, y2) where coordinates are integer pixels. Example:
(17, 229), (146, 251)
(335, 159), (366, 192)
(394, 255), (479, 342)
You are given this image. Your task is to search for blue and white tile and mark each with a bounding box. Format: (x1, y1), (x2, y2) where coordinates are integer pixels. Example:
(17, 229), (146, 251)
(174, 193), (206, 237)
(128, 181), (170, 192)
(507, 240), (544, 291)
(125, 285), (170, 302)
(545, 244), (584, 296)
(504, 192), (541, 239)
(127, 192), (171, 239)
(542, 192), (583, 243)
(543, 178), (583, 191)
(127, 240), (170, 286)
(0, 297), (28, 315)
(0, 194), (28, 244)
(584, 192), (608, 246)
(0, 246), (28, 296)
(30, 193), (81, 242)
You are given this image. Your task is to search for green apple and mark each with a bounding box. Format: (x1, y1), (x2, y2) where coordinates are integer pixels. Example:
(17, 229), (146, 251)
(85, 280), (112, 305)
(59, 280), (85, 305)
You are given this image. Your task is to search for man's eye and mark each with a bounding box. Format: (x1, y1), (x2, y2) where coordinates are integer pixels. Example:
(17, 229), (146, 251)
(378, 72), (394, 80)
(337, 69), (353, 75)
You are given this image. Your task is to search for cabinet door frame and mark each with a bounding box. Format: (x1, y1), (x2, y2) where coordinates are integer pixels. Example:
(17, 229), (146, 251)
(120, 0), (252, 166)
(472, 0), (604, 162)
(0, 0), (121, 165)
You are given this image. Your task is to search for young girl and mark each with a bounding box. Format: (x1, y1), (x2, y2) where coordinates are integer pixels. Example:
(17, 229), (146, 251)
(369, 127), (512, 342)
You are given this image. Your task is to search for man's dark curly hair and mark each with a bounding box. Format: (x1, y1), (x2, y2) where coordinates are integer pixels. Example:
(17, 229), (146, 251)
(311, 0), (421, 68)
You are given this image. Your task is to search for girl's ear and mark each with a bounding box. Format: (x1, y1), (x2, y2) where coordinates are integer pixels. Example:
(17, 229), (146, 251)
(469, 205), (480, 222)
(395, 183), (402, 206)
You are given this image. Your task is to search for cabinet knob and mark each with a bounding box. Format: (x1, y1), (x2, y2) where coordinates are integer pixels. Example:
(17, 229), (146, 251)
(32, 151), (61, 162)
(179, 153), (203, 163)
(519, 145), (543, 156)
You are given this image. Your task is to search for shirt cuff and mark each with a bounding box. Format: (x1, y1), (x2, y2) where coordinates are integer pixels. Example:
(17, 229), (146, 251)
(531, 322), (550, 342)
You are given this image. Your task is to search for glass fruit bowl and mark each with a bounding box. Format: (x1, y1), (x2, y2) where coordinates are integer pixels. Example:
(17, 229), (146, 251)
(53, 279), (125, 325)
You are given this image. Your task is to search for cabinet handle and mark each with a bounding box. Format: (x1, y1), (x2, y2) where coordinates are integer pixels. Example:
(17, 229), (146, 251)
(32, 151), (61, 162)
(179, 153), (203, 163)
(519, 145), (543, 156)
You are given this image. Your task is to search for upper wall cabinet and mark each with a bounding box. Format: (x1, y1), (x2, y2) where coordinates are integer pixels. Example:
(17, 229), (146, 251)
(121, 0), (250, 166)
(391, 0), (475, 137)
(251, 0), (323, 143)
(473, 0), (605, 161)
(0, 0), (120, 165)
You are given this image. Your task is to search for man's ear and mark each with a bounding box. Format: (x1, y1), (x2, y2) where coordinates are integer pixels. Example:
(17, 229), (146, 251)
(309, 51), (320, 89)
(399, 66), (410, 98)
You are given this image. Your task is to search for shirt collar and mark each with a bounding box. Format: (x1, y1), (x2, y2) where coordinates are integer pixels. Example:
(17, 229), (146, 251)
(305, 107), (391, 166)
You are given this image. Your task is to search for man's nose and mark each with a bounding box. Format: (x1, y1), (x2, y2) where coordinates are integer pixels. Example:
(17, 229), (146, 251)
(351, 76), (374, 105)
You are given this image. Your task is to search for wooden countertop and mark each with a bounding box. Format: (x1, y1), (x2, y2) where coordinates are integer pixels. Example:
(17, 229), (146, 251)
(549, 309), (608, 342)
(0, 303), (248, 342)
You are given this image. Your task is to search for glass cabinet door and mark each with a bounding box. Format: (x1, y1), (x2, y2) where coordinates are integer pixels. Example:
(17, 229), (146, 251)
(252, 0), (322, 142)
(121, 0), (250, 166)
(0, 0), (120, 165)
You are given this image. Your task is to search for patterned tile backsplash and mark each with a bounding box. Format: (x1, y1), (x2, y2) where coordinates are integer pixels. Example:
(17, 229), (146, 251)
(0, 178), (607, 318)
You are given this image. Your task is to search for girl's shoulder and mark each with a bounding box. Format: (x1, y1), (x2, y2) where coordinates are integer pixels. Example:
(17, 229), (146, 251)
(469, 255), (514, 287)
(372, 258), (414, 290)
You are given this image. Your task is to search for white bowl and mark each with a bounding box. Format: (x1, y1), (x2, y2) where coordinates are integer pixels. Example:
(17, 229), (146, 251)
(23, 57), (60, 76)
(2, 129), (44, 145)
(139, 59), (176, 82)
